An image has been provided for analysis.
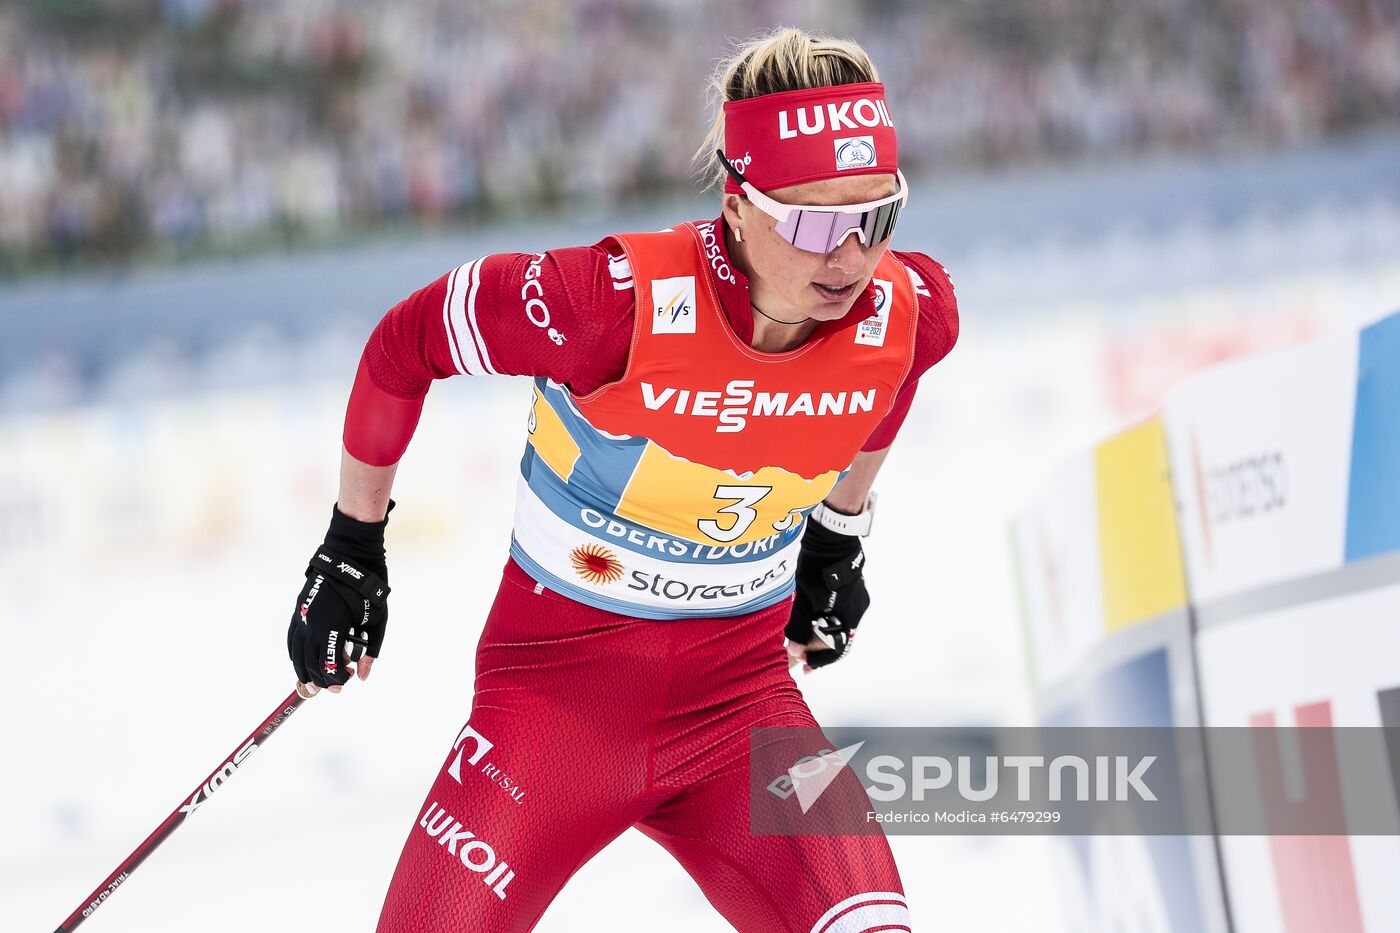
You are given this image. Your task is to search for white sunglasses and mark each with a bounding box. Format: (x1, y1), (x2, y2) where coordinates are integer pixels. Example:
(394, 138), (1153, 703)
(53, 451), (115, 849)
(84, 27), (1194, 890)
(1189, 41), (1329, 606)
(719, 150), (908, 254)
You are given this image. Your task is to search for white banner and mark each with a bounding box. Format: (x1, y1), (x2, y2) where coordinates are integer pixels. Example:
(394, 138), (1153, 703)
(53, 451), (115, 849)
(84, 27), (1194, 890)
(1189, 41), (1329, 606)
(1162, 333), (1358, 602)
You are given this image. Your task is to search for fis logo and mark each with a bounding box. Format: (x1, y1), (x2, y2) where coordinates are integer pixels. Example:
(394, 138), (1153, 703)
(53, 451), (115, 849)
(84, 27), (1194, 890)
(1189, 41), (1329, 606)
(855, 279), (892, 347)
(650, 276), (696, 334)
(834, 136), (876, 171)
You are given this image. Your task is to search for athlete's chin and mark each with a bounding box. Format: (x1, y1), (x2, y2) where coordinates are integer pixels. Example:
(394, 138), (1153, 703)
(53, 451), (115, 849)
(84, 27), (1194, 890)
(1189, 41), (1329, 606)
(805, 296), (858, 322)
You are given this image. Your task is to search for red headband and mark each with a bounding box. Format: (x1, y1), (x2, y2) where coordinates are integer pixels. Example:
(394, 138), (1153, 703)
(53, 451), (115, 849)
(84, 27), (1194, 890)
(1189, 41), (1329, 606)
(722, 81), (898, 194)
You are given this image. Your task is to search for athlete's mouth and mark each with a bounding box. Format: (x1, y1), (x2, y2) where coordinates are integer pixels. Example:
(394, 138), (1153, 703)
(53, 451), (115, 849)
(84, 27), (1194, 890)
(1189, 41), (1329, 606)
(813, 281), (857, 301)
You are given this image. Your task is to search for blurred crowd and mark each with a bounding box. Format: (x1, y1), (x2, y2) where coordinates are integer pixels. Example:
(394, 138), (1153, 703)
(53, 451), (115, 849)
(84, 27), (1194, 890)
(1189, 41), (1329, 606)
(1, 0), (1398, 272)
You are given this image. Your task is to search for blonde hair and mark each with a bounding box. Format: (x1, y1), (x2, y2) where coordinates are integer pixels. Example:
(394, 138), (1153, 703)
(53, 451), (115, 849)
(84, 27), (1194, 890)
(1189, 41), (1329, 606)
(695, 27), (880, 191)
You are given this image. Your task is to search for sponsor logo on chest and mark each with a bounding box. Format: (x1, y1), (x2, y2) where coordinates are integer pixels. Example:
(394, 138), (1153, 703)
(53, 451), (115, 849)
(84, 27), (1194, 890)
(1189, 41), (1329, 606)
(641, 379), (877, 433)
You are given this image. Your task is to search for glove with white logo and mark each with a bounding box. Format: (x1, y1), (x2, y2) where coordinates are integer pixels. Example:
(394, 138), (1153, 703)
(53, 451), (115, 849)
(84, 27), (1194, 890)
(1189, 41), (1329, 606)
(785, 518), (869, 670)
(287, 503), (392, 690)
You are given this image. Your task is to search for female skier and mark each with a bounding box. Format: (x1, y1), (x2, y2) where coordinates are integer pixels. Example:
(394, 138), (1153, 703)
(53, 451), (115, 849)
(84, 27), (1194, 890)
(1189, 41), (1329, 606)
(287, 27), (957, 933)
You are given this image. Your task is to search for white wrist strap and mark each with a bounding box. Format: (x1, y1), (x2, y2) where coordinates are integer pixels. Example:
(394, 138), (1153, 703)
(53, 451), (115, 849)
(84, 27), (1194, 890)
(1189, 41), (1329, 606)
(811, 491), (877, 537)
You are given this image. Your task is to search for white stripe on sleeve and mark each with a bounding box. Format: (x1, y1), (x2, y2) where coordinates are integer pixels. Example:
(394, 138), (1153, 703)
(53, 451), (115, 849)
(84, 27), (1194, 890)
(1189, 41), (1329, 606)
(441, 262), (469, 375)
(444, 258), (491, 375)
(465, 257), (498, 375)
(906, 266), (931, 298)
(609, 254), (634, 291)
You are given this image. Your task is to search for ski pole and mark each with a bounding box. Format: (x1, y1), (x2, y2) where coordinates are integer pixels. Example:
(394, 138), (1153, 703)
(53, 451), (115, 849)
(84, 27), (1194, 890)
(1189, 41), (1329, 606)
(53, 683), (317, 932)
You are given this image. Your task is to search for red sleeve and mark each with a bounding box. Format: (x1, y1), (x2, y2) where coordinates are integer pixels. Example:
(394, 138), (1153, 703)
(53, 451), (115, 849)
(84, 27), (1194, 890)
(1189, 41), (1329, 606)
(344, 246), (636, 466)
(859, 251), (959, 452)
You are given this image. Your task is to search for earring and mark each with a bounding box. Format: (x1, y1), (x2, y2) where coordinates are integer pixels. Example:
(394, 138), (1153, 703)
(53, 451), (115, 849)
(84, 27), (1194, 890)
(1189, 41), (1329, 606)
(734, 227), (744, 243)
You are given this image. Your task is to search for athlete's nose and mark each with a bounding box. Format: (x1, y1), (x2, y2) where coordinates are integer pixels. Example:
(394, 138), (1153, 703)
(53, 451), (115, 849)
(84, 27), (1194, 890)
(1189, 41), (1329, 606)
(826, 233), (865, 275)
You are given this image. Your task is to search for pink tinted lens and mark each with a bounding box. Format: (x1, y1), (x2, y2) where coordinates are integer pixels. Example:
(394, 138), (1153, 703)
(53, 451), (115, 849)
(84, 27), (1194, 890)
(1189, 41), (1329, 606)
(774, 210), (865, 253)
(776, 200), (907, 253)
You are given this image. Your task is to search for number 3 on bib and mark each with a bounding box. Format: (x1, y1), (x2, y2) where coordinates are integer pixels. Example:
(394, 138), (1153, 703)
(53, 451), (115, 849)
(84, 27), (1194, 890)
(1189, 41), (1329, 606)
(698, 485), (771, 543)
(698, 485), (805, 543)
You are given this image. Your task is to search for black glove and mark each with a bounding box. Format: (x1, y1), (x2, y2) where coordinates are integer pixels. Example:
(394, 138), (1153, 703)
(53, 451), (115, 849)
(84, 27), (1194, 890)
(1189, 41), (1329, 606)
(785, 517), (869, 669)
(287, 502), (392, 689)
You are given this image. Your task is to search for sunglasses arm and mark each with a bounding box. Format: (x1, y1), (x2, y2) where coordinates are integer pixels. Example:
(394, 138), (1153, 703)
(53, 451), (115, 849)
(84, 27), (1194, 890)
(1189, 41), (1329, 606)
(739, 182), (796, 224)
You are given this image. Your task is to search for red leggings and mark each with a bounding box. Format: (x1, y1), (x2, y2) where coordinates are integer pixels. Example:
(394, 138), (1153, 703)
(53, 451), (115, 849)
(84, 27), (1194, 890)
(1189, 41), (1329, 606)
(376, 558), (908, 932)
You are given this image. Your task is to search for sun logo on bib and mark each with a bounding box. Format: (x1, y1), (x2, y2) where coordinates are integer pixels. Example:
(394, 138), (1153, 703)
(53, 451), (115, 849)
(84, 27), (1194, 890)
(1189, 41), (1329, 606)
(569, 544), (624, 586)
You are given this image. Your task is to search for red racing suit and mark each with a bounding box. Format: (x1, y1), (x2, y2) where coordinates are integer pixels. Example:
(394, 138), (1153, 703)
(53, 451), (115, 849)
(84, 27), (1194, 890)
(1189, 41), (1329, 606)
(350, 216), (958, 932)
